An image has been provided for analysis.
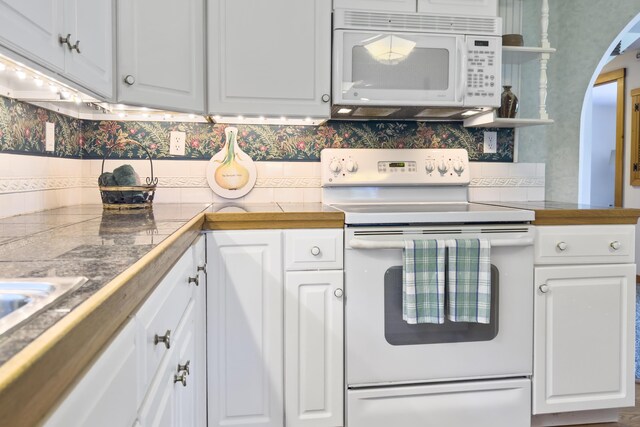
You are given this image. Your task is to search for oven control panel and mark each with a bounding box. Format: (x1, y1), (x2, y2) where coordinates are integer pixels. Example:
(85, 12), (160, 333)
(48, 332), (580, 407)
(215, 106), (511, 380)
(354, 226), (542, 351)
(321, 148), (470, 186)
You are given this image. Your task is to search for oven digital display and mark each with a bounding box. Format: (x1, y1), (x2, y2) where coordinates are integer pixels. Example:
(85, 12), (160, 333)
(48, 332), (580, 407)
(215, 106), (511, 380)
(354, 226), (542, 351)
(388, 162), (405, 168)
(475, 40), (490, 47)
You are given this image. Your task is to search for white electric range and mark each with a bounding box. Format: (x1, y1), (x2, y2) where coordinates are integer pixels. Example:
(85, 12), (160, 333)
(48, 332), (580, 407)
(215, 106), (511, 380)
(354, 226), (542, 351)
(321, 148), (535, 427)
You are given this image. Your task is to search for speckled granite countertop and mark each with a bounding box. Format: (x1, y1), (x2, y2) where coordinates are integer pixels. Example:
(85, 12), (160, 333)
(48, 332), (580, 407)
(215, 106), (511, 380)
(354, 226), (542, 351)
(0, 204), (212, 366)
(0, 202), (345, 426)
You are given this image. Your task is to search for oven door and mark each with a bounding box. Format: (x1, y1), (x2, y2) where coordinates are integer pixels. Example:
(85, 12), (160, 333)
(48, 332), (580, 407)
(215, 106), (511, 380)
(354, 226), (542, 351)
(333, 30), (464, 106)
(345, 225), (534, 387)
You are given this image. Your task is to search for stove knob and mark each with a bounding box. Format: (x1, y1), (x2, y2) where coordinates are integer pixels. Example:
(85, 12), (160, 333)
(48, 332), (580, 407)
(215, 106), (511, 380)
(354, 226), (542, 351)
(453, 160), (465, 176)
(425, 161), (435, 174)
(329, 159), (342, 174)
(437, 161), (448, 175)
(345, 159), (358, 173)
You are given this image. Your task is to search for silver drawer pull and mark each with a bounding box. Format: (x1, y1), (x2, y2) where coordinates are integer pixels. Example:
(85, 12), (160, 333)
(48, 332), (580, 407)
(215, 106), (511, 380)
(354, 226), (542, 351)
(610, 241), (621, 250)
(154, 330), (171, 349)
(197, 264), (206, 272)
(334, 288), (343, 298)
(174, 373), (187, 387)
(58, 33), (72, 49)
(539, 284), (549, 294)
(178, 360), (190, 375)
(188, 276), (199, 286)
(70, 39), (80, 53)
(310, 246), (321, 256)
(556, 241), (567, 251)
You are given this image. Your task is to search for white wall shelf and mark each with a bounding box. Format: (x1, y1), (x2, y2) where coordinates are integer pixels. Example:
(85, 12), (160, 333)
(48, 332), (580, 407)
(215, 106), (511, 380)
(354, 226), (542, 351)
(464, 111), (554, 128)
(465, 0), (554, 129)
(503, 46), (556, 65)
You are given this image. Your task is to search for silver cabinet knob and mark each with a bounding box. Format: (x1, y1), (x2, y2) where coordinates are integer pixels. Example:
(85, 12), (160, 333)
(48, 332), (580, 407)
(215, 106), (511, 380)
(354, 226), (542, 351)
(539, 284), (549, 293)
(556, 241), (567, 251)
(334, 288), (343, 298)
(70, 39), (81, 53)
(124, 75), (136, 85)
(310, 246), (321, 256)
(154, 330), (171, 349)
(178, 360), (190, 375)
(59, 33), (72, 49)
(174, 373), (187, 387)
(321, 94), (330, 103)
(188, 276), (199, 286)
(610, 241), (621, 250)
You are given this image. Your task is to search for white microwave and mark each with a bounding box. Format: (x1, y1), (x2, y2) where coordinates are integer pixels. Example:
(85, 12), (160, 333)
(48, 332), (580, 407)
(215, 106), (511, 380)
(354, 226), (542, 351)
(332, 10), (502, 120)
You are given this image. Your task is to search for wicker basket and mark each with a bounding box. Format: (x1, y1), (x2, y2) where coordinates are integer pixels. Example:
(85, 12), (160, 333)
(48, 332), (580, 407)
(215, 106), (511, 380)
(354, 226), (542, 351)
(98, 141), (158, 210)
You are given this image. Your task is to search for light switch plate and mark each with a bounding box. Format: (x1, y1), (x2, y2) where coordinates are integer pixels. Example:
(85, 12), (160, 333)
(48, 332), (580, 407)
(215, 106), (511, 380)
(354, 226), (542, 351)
(483, 131), (497, 154)
(45, 122), (55, 152)
(170, 131), (186, 156)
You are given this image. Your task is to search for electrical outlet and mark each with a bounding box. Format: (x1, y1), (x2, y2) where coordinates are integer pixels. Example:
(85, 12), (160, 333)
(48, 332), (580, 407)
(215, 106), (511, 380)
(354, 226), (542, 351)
(483, 131), (497, 154)
(45, 122), (55, 152)
(170, 131), (186, 156)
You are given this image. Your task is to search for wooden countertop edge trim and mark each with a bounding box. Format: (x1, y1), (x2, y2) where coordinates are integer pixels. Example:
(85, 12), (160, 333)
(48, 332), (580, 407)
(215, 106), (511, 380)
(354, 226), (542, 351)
(0, 213), (205, 426)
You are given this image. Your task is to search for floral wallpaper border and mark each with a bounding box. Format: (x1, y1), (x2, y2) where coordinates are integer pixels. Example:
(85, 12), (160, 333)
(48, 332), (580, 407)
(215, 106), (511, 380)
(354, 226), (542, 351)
(0, 95), (514, 162)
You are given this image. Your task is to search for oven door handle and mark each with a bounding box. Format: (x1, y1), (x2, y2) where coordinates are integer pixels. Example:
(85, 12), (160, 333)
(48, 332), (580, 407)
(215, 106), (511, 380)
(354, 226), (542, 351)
(349, 237), (534, 249)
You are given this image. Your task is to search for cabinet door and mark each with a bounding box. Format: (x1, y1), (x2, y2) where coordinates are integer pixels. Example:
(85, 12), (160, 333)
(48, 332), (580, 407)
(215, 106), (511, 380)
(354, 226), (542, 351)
(207, 0), (331, 118)
(208, 230), (284, 427)
(117, 0), (205, 112)
(533, 264), (636, 414)
(191, 234), (208, 427)
(42, 319), (138, 427)
(285, 270), (344, 427)
(333, 0), (415, 12)
(63, 0), (114, 98)
(0, 0), (64, 70)
(175, 300), (197, 427)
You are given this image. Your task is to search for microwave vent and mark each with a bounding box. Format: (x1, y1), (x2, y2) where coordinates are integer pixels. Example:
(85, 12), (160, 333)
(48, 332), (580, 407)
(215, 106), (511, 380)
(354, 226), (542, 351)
(352, 107), (401, 117)
(337, 10), (500, 36)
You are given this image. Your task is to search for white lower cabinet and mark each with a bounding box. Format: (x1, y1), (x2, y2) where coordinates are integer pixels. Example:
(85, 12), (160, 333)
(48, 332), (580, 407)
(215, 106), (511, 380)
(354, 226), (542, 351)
(533, 225), (636, 419)
(207, 228), (344, 427)
(42, 319), (138, 427)
(285, 270), (344, 427)
(42, 235), (207, 427)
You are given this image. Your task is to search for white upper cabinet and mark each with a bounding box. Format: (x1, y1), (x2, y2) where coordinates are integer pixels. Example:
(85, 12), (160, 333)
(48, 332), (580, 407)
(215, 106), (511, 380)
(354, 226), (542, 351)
(333, 0), (415, 12)
(63, 0), (114, 98)
(0, 0), (114, 98)
(207, 0), (331, 119)
(117, 0), (205, 113)
(0, 0), (64, 70)
(417, 0), (498, 16)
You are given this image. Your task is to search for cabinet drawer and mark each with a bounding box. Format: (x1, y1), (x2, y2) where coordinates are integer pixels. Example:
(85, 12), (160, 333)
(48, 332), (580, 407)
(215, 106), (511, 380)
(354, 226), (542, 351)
(136, 248), (196, 398)
(535, 225), (635, 265)
(285, 229), (343, 270)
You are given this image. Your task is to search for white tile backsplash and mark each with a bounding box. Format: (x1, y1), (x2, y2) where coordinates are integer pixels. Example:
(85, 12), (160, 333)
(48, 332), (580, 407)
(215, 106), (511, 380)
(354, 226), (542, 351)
(0, 154), (546, 218)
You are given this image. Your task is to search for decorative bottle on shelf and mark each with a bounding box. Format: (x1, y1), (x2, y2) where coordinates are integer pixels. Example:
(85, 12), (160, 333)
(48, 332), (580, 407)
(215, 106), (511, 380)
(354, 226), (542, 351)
(498, 85), (519, 119)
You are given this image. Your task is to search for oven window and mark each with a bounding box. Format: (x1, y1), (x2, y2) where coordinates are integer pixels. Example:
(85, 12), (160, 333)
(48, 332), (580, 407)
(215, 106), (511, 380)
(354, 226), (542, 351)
(352, 45), (450, 91)
(384, 265), (499, 345)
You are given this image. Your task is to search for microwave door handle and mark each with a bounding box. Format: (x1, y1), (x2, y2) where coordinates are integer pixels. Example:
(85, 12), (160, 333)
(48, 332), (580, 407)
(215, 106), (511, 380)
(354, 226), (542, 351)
(349, 237), (534, 249)
(457, 39), (466, 103)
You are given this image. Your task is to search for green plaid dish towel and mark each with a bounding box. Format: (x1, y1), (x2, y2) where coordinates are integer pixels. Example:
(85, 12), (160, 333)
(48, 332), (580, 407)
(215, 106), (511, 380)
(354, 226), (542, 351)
(446, 238), (491, 324)
(403, 239), (445, 324)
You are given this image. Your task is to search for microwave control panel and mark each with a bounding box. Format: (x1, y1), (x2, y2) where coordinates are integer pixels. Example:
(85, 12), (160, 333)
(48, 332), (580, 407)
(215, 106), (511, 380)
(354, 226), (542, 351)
(321, 148), (470, 186)
(464, 36), (501, 107)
